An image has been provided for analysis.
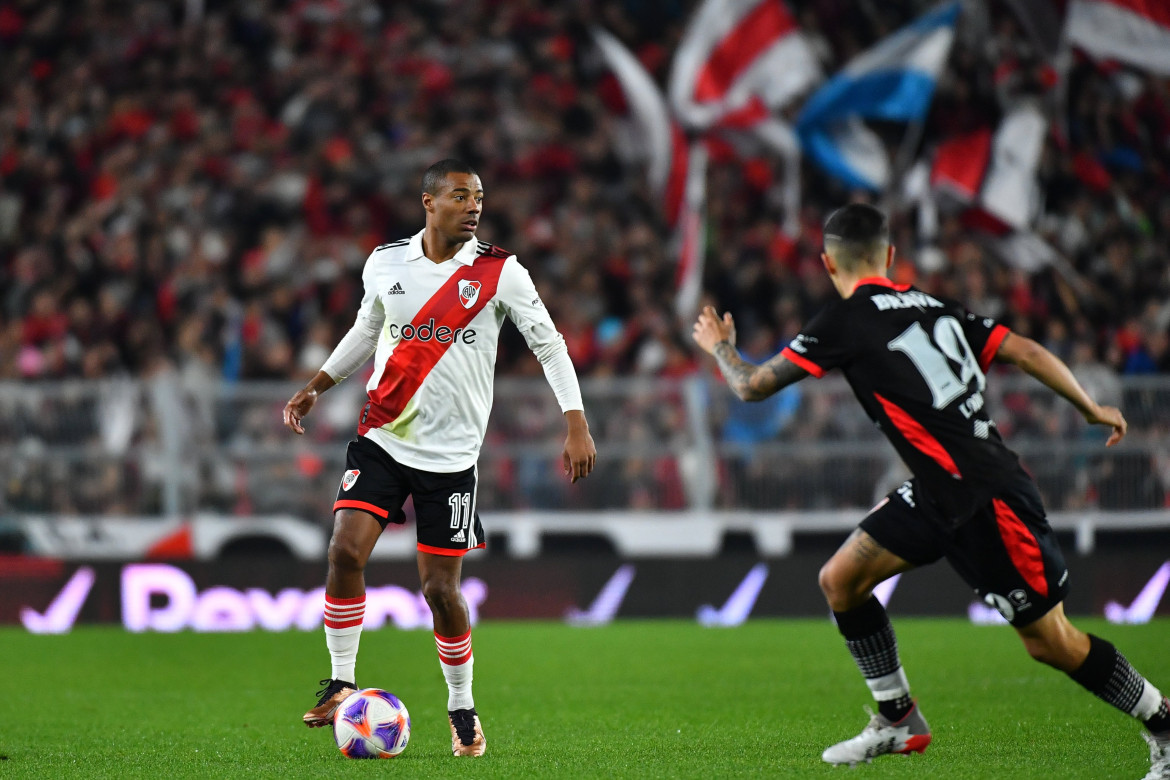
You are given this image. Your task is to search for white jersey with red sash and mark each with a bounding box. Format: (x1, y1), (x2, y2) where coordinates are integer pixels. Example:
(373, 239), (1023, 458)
(343, 230), (575, 472)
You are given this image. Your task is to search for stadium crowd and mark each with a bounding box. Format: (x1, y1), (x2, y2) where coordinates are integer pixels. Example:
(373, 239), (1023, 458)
(2, 0), (1170, 517)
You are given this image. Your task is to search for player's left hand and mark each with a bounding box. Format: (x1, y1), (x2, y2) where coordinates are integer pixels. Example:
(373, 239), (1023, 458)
(563, 416), (596, 483)
(692, 306), (736, 354)
(1086, 404), (1127, 447)
(283, 388), (318, 435)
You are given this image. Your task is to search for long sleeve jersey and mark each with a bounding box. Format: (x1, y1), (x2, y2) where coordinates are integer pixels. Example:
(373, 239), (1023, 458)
(321, 230), (584, 472)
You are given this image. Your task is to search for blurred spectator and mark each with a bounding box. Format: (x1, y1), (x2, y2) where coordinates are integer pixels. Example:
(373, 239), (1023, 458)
(0, 0), (1167, 386)
(2, 0), (1170, 516)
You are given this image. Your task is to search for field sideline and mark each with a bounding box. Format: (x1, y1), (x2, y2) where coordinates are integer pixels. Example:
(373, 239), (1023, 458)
(1, 618), (1166, 778)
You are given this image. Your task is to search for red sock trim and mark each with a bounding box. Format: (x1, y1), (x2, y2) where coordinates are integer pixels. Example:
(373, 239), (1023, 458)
(435, 629), (473, 665)
(324, 593), (365, 629)
(324, 617), (365, 629)
(434, 629), (471, 643)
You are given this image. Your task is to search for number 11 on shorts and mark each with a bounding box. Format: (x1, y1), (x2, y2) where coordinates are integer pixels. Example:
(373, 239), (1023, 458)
(448, 492), (472, 531)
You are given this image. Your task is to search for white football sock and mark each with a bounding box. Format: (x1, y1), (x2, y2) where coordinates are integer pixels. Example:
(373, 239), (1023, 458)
(435, 630), (474, 711)
(324, 594), (365, 684)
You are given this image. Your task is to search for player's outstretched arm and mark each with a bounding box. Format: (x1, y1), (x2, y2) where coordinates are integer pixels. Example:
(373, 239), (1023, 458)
(995, 332), (1127, 446)
(692, 306), (809, 402)
(283, 370), (336, 435)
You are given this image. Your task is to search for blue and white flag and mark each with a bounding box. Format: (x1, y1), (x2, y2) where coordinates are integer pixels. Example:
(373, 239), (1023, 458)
(796, 1), (960, 191)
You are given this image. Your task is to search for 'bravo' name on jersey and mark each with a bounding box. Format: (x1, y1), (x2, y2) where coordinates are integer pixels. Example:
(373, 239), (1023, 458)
(869, 291), (945, 311)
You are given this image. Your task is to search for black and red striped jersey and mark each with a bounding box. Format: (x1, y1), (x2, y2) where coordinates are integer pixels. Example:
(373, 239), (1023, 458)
(781, 276), (1017, 524)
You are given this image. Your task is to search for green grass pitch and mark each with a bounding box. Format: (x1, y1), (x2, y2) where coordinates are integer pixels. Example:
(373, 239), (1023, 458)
(1, 618), (1166, 778)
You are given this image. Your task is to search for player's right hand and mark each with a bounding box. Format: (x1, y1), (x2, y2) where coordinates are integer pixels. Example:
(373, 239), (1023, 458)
(1086, 404), (1127, 447)
(692, 306), (736, 355)
(283, 388), (318, 435)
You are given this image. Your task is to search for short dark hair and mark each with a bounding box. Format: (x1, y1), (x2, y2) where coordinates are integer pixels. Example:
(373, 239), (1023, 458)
(422, 159), (478, 195)
(823, 203), (889, 271)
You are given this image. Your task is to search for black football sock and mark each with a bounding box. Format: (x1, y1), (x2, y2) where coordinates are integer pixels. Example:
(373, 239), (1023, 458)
(1068, 634), (1170, 732)
(1148, 698), (1170, 735)
(834, 595), (914, 722)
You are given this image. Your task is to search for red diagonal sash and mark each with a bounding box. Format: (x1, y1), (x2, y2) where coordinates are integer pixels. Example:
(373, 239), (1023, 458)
(874, 392), (962, 479)
(358, 254), (507, 434)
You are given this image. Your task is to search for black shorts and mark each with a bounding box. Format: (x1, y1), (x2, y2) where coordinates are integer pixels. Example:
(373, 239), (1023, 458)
(333, 436), (485, 557)
(859, 472), (1070, 627)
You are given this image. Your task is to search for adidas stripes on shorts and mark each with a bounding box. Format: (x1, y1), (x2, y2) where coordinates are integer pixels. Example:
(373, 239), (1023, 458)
(332, 436), (485, 556)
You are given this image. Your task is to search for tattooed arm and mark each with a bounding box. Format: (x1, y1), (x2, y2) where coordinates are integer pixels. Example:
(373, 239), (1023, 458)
(692, 306), (810, 401)
(711, 343), (809, 401)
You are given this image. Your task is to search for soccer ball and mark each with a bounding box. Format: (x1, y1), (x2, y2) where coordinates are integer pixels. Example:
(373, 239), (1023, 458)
(332, 688), (411, 759)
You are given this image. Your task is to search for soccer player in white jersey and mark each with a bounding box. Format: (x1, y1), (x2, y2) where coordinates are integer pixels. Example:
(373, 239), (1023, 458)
(283, 159), (596, 757)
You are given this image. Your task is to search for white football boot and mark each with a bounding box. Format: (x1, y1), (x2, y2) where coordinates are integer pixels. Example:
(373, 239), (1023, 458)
(822, 702), (931, 766)
(1143, 730), (1170, 780)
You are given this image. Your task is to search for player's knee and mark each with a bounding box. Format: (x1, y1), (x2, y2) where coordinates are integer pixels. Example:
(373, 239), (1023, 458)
(819, 558), (876, 612)
(327, 534), (367, 573)
(817, 561), (837, 598)
(818, 560), (852, 609)
(421, 577), (460, 613)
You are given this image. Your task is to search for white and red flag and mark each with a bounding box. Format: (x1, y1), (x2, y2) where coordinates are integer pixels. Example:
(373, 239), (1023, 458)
(592, 26), (703, 319)
(668, 0), (818, 245)
(591, 27), (693, 227)
(931, 102), (1048, 232)
(668, 0), (820, 131)
(672, 143), (709, 320)
(595, 2), (820, 319)
(592, 28), (684, 213)
(1065, 0), (1170, 75)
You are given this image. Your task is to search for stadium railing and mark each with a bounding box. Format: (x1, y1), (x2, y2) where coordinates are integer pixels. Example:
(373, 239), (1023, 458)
(1, 373), (1167, 558)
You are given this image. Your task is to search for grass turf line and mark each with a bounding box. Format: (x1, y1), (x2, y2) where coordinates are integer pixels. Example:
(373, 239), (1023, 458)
(0, 618), (1165, 778)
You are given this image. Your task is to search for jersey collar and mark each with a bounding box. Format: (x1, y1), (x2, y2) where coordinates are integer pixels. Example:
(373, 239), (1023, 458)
(850, 276), (911, 295)
(406, 229), (478, 266)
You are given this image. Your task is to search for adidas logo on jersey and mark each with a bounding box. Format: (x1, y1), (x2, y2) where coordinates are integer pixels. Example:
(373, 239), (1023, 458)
(450, 530), (466, 543)
(387, 282), (405, 295)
